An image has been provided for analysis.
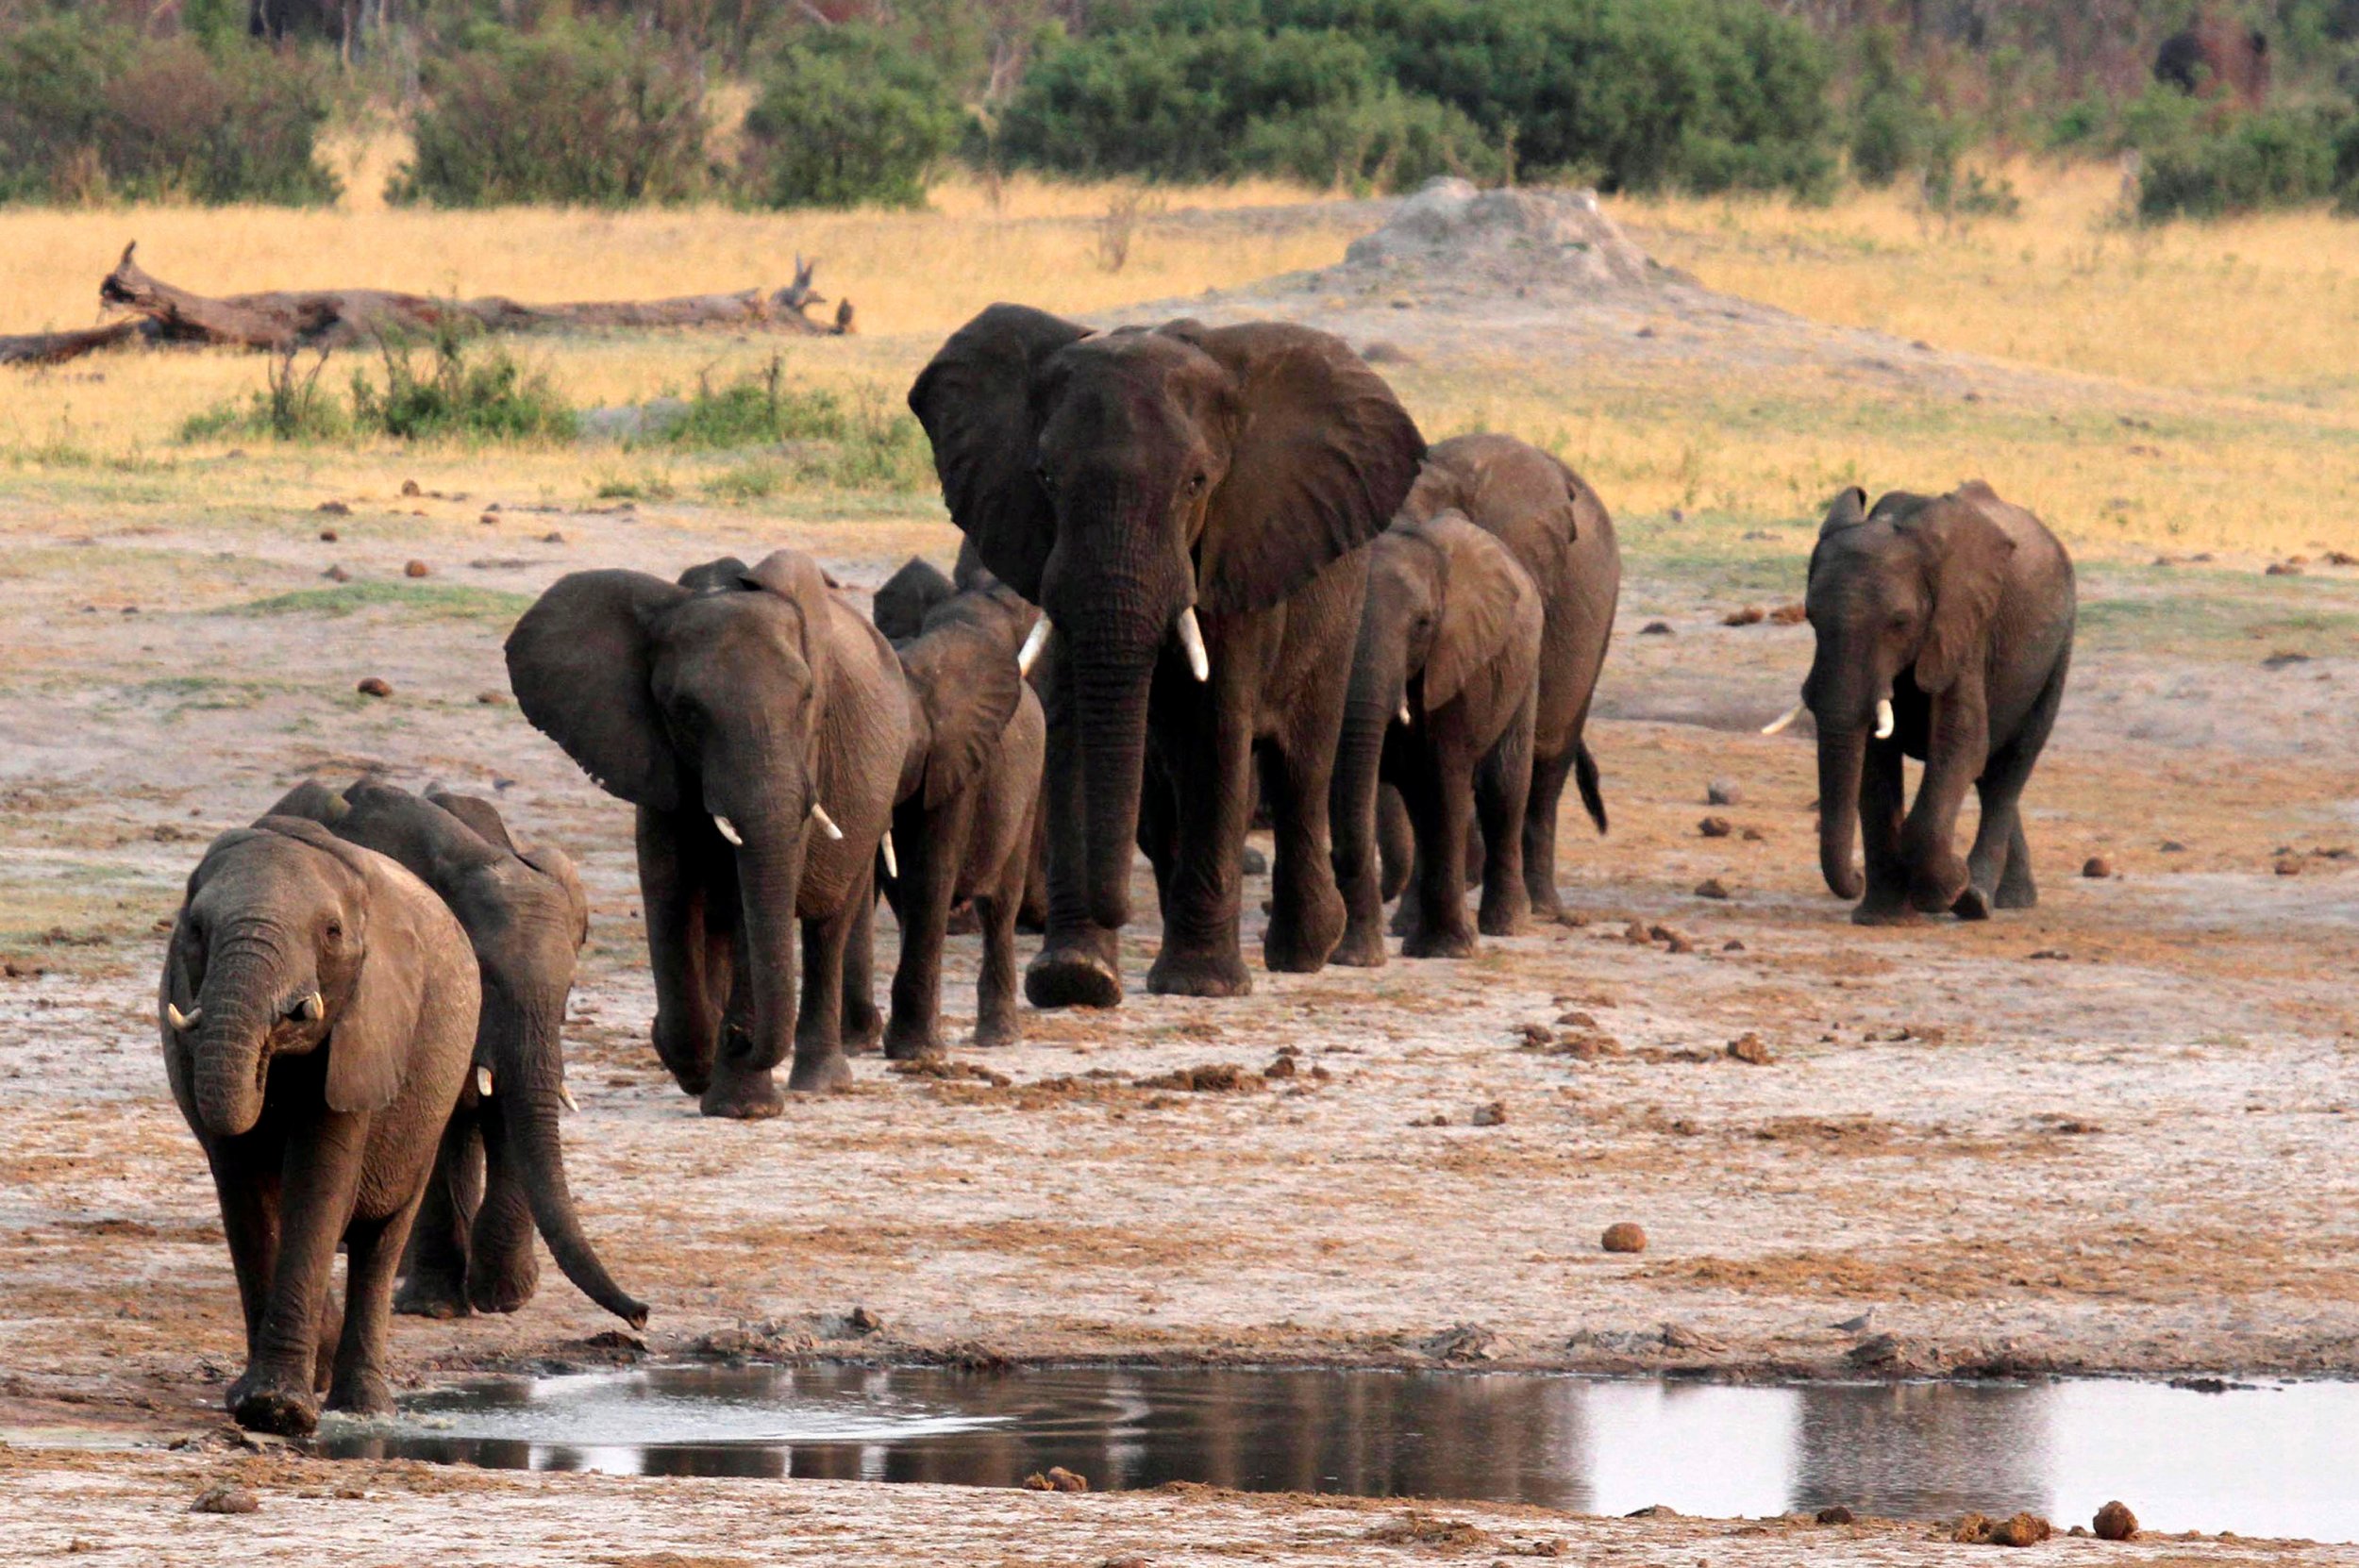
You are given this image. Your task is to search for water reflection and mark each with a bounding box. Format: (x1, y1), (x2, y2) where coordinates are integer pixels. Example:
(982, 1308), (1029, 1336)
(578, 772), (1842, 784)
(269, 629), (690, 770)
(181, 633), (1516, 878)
(314, 1365), (2359, 1542)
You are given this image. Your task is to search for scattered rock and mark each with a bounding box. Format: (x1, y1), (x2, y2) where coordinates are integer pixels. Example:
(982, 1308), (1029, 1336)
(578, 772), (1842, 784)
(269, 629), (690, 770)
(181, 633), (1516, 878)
(2092, 1501), (2138, 1542)
(400, 478), (422, 496)
(2274, 855), (2304, 876)
(2262, 650), (2312, 669)
(316, 500), (350, 515)
(1721, 605), (1766, 626)
(1706, 778), (1742, 806)
(1639, 621), (1673, 636)
(1846, 1333), (1905, 1369)
(889, 1057), (1011, 1088)
(1815, 1505), (1856, 1526)
(1419, 1323), (1497, 1361)
(1600, 1222), (1648, 1254)
(2082, 856), (2113, 878)
(322, 565), (350, 582)
(1660, 1322), (1722, 1352)
(1725, 1032), (1773, 1065)
(2159, 840), (2186, 853)
(846, 1305), (884, 1336)
(1516, 1022), (1554, 1048)
(2266, 561), (2303, 576)
(1768, 602), (1807, 625)
(1240, 844), (1269, 876)
(1698, 815), (1733, 839)
(403, 559), (430, 578)
(356, 677), (393, 698)
(190, 1486), (259, 1515)
(479, 512), (499, 526)
(1019, 1466), (1090, 1493)
(476, 690), (508, 705)
(1721, 938), (1746, 951)
(2027, 948), (2070, 960)
(1739, 827), (1765, 842)
(543, 530), (566, 543)
(1135, 1062), (1262, 1093)
(1470, 1100), (1507, 1127)
(1693, 877), (1730, 899)
(1367, 1510), (1491, 1546)
(1623, 1504), (1680, 1519)
(317, 527), (339, 542)
(1986, 1513), (2053, 1547)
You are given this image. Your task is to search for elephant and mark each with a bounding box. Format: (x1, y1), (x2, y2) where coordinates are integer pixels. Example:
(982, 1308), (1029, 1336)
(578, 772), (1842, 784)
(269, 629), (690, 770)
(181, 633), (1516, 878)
(1396, 434), (1619, 923)
(266, 777), (646, 1329)
(874, 579), (1046, 1055)
(873, 555), (958, 642)
(506, 548), (910, 1114)
(162, 814), (478, 1434)
(1767, 482), (2074, 926)
(909, 305), (1425, 1005)
(2157, 19), (2270, 107)
(1331, 509), (1544, 964)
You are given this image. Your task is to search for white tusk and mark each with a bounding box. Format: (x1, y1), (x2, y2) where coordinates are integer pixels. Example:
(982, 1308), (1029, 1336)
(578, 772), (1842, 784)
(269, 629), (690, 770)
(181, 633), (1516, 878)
(1874, 697), (1896, 740)
(1760, 702), (1805, 736)
(880, 831), (897, 880)
(558, 1082), (579, 1114)
(295, 992), (324, 1023)
(1016, 616), (1052, 676)
(1397, 699), (1413, 726)
(809, 802), (845, 841)
(166, 1002), (200, 1032)
(712, 814), (744, 846)
(475, 1065), (494, 1097)
(1176, 607), (1210, 682)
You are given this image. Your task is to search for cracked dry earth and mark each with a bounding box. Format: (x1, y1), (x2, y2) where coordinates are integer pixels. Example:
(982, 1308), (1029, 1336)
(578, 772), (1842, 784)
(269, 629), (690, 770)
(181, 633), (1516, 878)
(2, 473), (2356, 1560)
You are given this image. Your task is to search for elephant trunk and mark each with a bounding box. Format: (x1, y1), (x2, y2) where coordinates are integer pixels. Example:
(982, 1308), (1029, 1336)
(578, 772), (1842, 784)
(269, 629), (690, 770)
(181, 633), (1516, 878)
(192, 938), (282, 1138)
(1815, 725), (1867, 900)
(1070, 643), (1157, 932)
(1330, 642), (1403, 894)
(730, 825), (804, 1073)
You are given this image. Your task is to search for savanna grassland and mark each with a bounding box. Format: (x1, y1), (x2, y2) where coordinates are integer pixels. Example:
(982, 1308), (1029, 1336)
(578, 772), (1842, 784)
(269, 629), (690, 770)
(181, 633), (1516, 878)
(4, 158), (2359, 1564)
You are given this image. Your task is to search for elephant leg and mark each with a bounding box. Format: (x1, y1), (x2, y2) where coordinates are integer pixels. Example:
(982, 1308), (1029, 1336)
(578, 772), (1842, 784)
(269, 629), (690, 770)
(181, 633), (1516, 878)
(788, 881), (864, 1093)
(1146, 686), (1255, 998)
(1138, 756), (1180, 924)
(1377, 785), (1414, 904)
(1400, 738), (1478, 959)
(464, 1097), (538, 1316)
(209, 1147), (282, 1364)
(702, 904), (785, 1118)
(1029, 652), (1124, 1009)
(974, 882), (1024, 1048)
(328, 1190), (425, 1419)
(1521, 746), (1575, 921)
(394, 1109), (478, 1318)
(1474, 707), (1535, 938)
(1983, 657), (2065, 912)
(1330, 741), (1392, 971)
(1851, 738), (1918, 926)
(842, 877), (882, 1053)
(884, 798), (968, 1061)
(639, 807), (724, 1097)
(1263, 721), (1349, 976)
(231, 1111), (366, 1435)
(1996, 816), (2037, 909)
(1016, 809), (1048, 934)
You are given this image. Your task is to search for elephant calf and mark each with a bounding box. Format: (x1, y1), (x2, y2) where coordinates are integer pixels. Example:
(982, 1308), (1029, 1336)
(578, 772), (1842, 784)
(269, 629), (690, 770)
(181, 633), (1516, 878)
(269, 777), (646, 1329)
(163, 815), (477, 1434)
(1332, 509), (1544, 962)
(1773, 482), (2075, 925)
(874, 575), (1046, 1054)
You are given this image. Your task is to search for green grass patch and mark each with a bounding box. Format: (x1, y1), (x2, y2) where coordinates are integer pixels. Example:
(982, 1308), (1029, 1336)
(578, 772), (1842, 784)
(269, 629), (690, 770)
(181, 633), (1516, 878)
(180, 328), (576, 447)
(654, 357), (931, 492)
(226, 580), (534, 622)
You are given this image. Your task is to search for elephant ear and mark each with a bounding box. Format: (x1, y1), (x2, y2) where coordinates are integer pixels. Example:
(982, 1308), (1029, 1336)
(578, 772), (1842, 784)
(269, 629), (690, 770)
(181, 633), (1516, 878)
(264, 778), (349, 826)
(1161, 320), (1426, 616)
(1420, 511), (1540, 710)
(1908, 491), (2018, 694)
(910, 305), (1093, 602)
(873, 555), (954, 642)
(897, 609), (1025, 809)
(423, 788), (518, 855)
(506, 569), (690, 810)
(1820, 486), (1868, 536)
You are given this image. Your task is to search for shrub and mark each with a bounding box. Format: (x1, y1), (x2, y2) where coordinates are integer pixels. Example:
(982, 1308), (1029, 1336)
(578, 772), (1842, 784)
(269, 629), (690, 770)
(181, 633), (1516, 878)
(180, 329), (576, 445)
(389, 22), (711, 208)
(0, 18), (339, 205)
(661, 359), (932, 492)
(2137, 108), (2344, 220)
(741, 27), (964, 208)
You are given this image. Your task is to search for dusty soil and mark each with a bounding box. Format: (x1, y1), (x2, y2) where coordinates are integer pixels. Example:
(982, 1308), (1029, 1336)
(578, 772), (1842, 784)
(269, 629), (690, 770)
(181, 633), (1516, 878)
(3, 187), (2357, 1559)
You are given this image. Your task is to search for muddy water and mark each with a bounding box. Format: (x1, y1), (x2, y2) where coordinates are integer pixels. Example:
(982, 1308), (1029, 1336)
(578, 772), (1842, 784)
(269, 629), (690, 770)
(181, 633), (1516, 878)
(317, 1365), (2359, 1541)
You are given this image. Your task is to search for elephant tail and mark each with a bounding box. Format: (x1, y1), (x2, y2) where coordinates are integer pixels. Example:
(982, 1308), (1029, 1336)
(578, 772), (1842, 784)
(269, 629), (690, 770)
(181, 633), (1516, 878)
(1574, 736), (1608, 835)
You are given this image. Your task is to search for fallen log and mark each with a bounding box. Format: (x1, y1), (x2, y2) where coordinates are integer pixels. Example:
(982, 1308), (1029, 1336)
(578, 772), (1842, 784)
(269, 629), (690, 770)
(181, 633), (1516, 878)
(5, 244), (856, 367)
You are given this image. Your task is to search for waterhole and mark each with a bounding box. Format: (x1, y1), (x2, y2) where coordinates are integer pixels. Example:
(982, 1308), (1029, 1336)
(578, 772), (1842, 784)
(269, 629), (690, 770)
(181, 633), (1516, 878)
(318, 1364), (2359, 1542)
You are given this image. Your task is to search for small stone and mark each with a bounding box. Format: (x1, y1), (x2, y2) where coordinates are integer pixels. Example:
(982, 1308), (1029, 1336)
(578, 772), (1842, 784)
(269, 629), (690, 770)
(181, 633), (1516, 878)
(1739, 827), (1765, 842)
(2275, 855), (2304, 876)
(2092, 1501), (2138, 1542)
(2159, 840), (2186, 853)
(1046, 1466), (1090, 1492)
(1693, 877), (1730, 899)
(1815, 1505), (1855, 1526)
(1265, 1053), (1297, 1080)
(356, 677), (393, 698)
(543, 530), (567, 544)
(316, 499), (350, 515)
(1725, 1032), (1773, 1065)
(846, 1305), (883, 1336)
(1639, 620), (1673, 635)
(2266, 561), (2303, 575)
(400, 478), (422, 496)
(317, 527), (339, 542)
(1987, 1512), (2052, 1547)
(403, 559), (430, 578)
(1240, 844), (1269, 876)
(1705, 778), (1742, 806)
(322, 565), (350, 582)
(1470, 1100), (1507, 1127)
(476, 690), (508, 705)
(1721, 605), (1766, 626)
(190, 1486), (259, 1514)
(1516, 1022), (1553, 1048)
(1721, 939), (1745, 951)
(480, 512), (499, 526)
(1698, 815), (1732, 839)
(2082, 856), (2113, 878)
(2027, 948), (2070, 960)
(1600, 1222), (1647, 1254)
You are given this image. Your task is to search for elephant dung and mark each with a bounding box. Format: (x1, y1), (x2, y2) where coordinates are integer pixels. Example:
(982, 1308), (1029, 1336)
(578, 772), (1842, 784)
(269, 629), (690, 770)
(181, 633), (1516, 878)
(189, 1486), (259, 1515)
(356, 677), (393, 698)
(1020, 1466), (1089, 1493)
(2092, 1501), (2139, 1542)
(403, 559), (431, 578)
(2082, 856), (2113, 878)
(1698, 815), (1733, 838)
(1600, 1222), (1648, 1254)
(1705, 778), (1742, 805)
(1721, 605), (1765, 626)
(1725, 1033), (1774, 1065)
(1693, 877), (1731, 900)
(1815, 1506), (1856, 1526)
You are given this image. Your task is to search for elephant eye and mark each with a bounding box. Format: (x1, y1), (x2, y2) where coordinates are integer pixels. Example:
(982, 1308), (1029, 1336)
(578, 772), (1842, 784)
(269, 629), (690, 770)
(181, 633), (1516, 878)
(1185, 473), (1208, 497)
(323, 919), (343, 942)
(1033, 462), (1056, 494)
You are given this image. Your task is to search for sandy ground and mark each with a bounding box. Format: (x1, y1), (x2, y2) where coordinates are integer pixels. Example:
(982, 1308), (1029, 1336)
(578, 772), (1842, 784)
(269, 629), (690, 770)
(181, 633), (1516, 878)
(4, 194), (2358, 1560)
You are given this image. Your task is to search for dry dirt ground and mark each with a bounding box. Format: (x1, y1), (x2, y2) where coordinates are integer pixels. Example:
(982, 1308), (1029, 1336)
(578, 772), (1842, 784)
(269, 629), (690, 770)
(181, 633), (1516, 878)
(3, 191), (2357, 1562)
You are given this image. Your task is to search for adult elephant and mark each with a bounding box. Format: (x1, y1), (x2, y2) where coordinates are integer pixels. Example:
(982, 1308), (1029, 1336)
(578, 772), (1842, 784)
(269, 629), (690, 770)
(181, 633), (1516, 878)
(506, 549), (909, 1113)
(908, 306), (1425, 1004)
(1767, 482), (2074, 925)
(267, 777), (646, 1328)
(1396, 434), (1619, 922)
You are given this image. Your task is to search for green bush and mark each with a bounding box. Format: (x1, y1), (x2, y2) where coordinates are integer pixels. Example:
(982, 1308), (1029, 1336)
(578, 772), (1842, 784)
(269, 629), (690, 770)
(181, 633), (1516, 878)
(2137, 108), (2346, 220)
(389, 22), (711, 208)
(0, 18), (339, 205)
(741, 28), (964, 208)
(661, 359), (933, 492)
(181, 330), (576, 445)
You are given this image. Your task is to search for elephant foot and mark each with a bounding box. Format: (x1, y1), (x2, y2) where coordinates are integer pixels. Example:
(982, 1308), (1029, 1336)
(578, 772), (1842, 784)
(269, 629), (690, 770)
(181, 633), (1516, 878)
(1026, 945), (1124, 1009)
(326, 1369), (396, 1420)
(1524, 876), (1565, 925)
(466, 1259), (539, 1317)
(1477, 884), (1531, 939)
(393, 1273), (471, 1320)
(882, 1025), (945, 1062)
(1147, 945), (1252, 998)
(1995, 884), (2038, 910)
(701, 1064), (786, 1117)
(1400, 924), (1476, 960)
(785, 1049), (853, 1095)
(843, 1000), (884, 1055)
(230, 1372), (320, 1436)
(971, 1014), (1021, 1050)
(1951, 885), (1992, 922)
(1908, 856), (1971, 914)
(1329, 923), (1388, 968)
(1849, 897), (1923, 927)
(1264, 881), (1347, 975)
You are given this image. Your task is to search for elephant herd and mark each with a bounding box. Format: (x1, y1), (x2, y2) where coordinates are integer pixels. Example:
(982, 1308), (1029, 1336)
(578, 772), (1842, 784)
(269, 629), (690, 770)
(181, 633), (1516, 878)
(156, 305), (2077, 1435)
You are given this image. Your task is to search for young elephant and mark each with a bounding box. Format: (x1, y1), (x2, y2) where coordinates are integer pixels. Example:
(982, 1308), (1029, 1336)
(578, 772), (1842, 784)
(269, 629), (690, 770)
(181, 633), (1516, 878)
(1771, 482), (2075, 924)
(162, 815), (477, 1434)
(267, 777), (646, 1329)
(1397, 435), (1620, 919)
(875, 580), (1046, 1055)
(1332, 509), (1544, 963)
(506, 549), (911, 1114)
